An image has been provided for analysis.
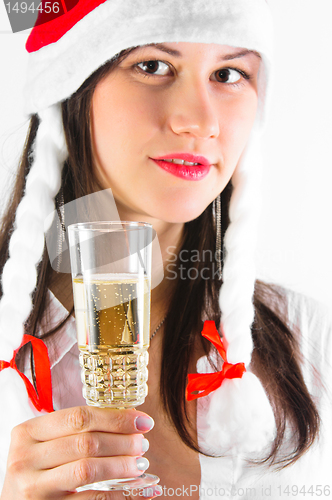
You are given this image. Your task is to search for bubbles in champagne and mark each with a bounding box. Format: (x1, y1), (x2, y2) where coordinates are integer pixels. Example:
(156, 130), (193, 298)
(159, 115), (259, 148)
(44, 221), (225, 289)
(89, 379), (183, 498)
(72, 274), (150, 407)
(73, 274), (150, 349)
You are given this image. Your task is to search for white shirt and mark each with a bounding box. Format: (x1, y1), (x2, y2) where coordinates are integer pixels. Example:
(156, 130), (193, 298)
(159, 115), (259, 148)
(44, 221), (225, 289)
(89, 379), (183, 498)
(10, 287), (332, 498)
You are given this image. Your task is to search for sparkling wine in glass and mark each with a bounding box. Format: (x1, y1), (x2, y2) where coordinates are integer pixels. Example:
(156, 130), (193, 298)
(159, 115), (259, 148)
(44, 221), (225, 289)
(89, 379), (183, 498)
(68, 221), (159, 492)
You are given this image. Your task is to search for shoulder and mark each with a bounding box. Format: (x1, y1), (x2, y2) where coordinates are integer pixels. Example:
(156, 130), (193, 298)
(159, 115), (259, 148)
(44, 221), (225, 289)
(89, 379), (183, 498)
(261, 283), (332, 396)
(256, 281), (331, 325)
(284, 287), (331, 336)
(263, 283), (331, 348)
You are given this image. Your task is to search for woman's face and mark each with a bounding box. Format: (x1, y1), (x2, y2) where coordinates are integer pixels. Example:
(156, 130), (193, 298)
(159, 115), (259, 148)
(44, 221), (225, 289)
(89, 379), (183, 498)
(91, 42), (260, 224)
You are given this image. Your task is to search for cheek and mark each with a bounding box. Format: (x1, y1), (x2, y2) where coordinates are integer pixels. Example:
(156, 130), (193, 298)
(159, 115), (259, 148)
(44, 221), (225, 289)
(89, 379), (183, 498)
(236, 94), (258, 139)
(91, 98), (132, 155)
(220, 93), (258, 163)
(91, 86), (160, 162)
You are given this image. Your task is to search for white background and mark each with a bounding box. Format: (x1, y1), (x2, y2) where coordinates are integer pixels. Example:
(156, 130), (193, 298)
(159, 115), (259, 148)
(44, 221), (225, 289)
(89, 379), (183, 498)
(0, 0), (331, 309)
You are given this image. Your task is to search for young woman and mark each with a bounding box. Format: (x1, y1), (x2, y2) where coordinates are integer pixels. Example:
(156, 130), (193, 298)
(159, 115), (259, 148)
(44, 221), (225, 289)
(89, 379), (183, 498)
(0, 0), (331, 499)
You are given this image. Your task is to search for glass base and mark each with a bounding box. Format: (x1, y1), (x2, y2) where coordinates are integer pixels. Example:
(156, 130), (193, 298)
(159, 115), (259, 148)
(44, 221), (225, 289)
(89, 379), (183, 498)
(76, 473), (159, 492)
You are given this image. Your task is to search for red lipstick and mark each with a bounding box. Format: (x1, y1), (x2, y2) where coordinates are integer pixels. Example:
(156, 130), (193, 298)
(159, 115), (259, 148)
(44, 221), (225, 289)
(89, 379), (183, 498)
(151, 153), (212, 181)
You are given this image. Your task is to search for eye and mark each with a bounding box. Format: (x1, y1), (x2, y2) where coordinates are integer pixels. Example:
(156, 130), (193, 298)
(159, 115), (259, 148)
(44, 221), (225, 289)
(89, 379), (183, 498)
(137, 60), (170, 76)
(214, 68), (242, 84)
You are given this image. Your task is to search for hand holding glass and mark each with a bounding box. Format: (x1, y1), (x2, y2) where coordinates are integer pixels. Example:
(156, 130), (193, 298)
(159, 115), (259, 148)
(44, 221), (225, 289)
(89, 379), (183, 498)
(68, 221), (159, 492)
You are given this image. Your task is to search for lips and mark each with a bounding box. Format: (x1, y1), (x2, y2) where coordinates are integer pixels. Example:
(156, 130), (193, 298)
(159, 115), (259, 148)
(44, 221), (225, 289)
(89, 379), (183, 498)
(151, 153), (212, 181)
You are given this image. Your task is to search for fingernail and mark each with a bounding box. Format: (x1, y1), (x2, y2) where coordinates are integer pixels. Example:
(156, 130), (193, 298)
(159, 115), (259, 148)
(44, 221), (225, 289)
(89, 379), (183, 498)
(142, 485), (163, 497)
(142, 437), (149, 453)
(135, 415), (154, 431)
(136, 457), (149, 471)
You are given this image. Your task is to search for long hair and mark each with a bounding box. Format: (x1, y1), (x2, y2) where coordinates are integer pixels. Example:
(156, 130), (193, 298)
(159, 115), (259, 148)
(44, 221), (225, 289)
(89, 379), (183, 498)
(0, 54), (320, 467)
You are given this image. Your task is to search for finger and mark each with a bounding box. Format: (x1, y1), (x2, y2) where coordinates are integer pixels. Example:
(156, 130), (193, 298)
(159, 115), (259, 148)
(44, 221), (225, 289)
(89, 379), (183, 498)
(36, 455), (150, 493)
(33, 432), (148, 469)
(20, 407), (154, 442)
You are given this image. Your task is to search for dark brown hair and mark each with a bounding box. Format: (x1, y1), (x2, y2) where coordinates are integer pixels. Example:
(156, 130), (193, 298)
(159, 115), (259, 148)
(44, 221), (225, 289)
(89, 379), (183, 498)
(0, 53), (320, 468)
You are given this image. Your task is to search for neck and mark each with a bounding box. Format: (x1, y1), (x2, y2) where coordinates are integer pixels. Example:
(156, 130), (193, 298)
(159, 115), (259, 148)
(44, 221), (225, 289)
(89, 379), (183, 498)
(150, 222), (184, 323)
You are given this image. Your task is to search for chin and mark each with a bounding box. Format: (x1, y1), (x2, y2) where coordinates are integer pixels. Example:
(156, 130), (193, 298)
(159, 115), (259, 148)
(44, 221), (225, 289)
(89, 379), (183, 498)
(149, 197), (211, 224)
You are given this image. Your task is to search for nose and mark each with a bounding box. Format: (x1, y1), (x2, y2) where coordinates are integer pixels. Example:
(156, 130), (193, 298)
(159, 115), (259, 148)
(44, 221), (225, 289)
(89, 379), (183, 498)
(167, 78), (220, 139)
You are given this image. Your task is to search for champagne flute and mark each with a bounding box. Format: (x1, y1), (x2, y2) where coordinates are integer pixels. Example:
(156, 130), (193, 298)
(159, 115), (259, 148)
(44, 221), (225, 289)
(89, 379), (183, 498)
(68, 221), (159, 492)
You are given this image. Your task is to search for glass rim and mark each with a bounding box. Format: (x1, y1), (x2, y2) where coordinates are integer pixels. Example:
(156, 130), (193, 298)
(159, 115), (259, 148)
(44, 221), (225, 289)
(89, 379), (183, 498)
(68, 221), (152, 233)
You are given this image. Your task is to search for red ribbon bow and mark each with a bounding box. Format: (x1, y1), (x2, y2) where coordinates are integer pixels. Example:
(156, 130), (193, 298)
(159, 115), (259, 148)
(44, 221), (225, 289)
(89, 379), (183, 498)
(186, 321), (246, 401)
(0, 334), (54, 413)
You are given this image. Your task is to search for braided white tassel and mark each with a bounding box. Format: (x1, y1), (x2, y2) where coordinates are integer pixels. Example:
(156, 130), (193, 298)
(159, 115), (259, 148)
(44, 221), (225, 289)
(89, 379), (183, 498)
(220, 134), (261, 366)
(199, 131), (276, 455)
(0, 104), (67, 361)
(0, 105), (67, 484)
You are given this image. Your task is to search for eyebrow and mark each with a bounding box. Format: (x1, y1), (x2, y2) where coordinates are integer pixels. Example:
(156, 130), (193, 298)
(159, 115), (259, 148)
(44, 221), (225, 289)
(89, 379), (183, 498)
(143, 43), (261, 61)
(221, 49), (261, 61)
